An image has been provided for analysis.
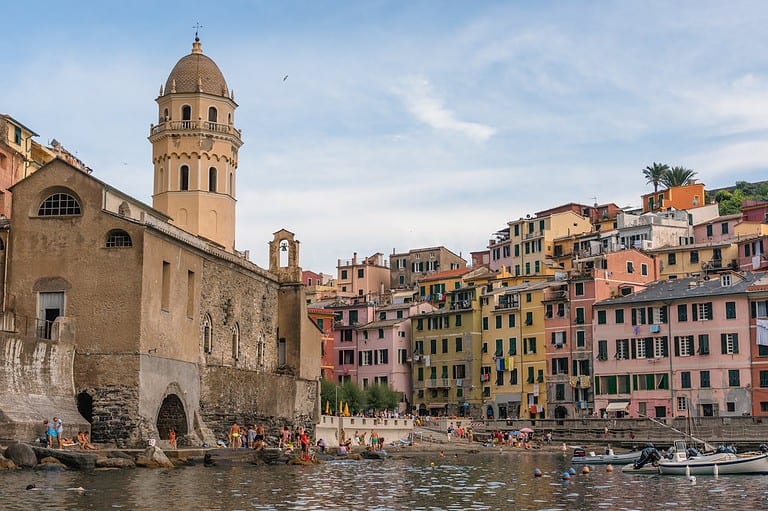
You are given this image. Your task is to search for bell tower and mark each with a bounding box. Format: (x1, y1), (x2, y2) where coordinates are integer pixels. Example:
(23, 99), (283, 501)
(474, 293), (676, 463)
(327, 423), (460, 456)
(149, 36), (243, 251)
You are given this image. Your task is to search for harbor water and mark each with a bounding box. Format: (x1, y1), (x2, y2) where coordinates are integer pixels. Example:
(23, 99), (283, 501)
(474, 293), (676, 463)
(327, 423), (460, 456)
(3, 450), (768, 510)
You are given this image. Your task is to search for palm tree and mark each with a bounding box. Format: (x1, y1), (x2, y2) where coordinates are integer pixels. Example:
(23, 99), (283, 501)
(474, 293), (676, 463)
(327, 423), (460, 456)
(643, 162), (670, 192)
(660, 166), (697, 188)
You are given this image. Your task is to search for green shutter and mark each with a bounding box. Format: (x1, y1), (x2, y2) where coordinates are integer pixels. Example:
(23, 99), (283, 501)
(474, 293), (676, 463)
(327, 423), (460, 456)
(733, 333), (739, 354)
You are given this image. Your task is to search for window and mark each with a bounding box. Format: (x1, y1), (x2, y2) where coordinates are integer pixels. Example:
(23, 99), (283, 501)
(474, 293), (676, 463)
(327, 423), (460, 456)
(552, 331), (565, 348)
(495, 316), (502, 329)
(202, 314), (213, 353)
(208, 106), (218, 123)
(38, 192), (81, 216)
(721, 222), (729, 235)
(430, 339), (437, 354)
(575, 282), (584, 296)
(681, 371), (691, 389)
(698, 334), (710, 355)
(700, 370), (711, 388)
(525, 312), (533, 325)
(677, 397), (688, 411)
(576, 330), (585, 348)
(455, 337), (463, 352)
(508, 314), (515, 328)
(231, 323), (240, 360)
(341, 270), (348, 279)
(725, 301), (736, 319)
(161, 261), (171, 310)
(760, 371), (768, 388)
(693, 302), (713, 321)
(597, 340), (608, 360)
(182, 105), (192, 121)
(357, 269), (364, 278)
(597, 310), (606, 324)
(527, 366), (534, 383)
(14, 126), (22, 145)
(482, 317), (488, 330)
(615, 309), (624, 324)
(186, 270), (195, 318)
(641, 263), (648, 276)
(495, 339), (503, 357)
(616, 339), (629, 359)
(509, 368), (518, 385)
(575, 308), (585, 324)
(378, 328), (384, 339)
(627, 261), (634, 273)
(524, 337), (536, 354)
(675, 335), (694, 356)
(442, 338), (448, 353)
(668, 253), (676, 265)
(180, 165), (190, 191)
(508, 338), (517, 355)
(721, 333), (739, 354)
(728, 370), (740, 387)
(677, 304), (687, 322)
(209, 167), (217, 192)
(106, 229), (132, 247)
(706, 224), (713, 237)
(690, 251), (699, 263)
(455, 314), (462, 327)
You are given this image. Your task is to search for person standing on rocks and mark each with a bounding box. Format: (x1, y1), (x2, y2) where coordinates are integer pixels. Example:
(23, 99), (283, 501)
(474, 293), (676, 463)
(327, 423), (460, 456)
(53, 417), (64, 449)
(228, 422), (242, 449)
(44, 419), (57, 448)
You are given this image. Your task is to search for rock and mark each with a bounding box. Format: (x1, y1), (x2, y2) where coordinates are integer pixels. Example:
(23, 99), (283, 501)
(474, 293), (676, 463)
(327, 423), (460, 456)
(135, 446), (174, 468)
(5, 443), (37, 468)
(0, 455), (18, 470)
(106, 450), (133, 460)
(96, 457), (136, 469)
(31, 447), (97, 470)
(35, 457), (66, 471)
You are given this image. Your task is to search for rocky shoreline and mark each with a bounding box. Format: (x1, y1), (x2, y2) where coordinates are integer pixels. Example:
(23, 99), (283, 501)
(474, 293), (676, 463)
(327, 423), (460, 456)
(0, 438), (573, 472)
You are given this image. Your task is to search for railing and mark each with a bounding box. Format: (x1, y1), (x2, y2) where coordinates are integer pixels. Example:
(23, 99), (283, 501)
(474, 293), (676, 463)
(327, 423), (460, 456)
(449, 301), (473, 310)
(543, 290), (567, 301)
(35, 318), (59, 340)
(150, 120), (242, 137)
(495, 299), (520, 311)
(426, 378), (451, 388)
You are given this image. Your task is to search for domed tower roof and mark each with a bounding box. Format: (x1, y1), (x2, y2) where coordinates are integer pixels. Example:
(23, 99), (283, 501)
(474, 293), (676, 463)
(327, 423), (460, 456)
(164, 37), (228, 96)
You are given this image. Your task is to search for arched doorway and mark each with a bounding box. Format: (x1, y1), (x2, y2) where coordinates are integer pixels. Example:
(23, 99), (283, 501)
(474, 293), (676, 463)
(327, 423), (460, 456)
(555, 405), (568, 425)
(156, 394), (188, 441)
(77, 391), (93, 423)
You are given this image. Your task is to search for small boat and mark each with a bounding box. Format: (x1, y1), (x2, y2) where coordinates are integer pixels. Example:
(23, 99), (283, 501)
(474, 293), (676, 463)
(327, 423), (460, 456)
(659, 441), (768, 475)
(571, 446), (642, 465)
(623, 441), (768, 475)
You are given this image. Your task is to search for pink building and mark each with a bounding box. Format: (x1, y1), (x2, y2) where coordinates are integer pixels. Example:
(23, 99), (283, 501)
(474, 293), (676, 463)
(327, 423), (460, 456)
(356, 302), (434, 410)
(593, 272), (760, 419)
(544, 249), (658, 419)
(330, 300), (375, 384)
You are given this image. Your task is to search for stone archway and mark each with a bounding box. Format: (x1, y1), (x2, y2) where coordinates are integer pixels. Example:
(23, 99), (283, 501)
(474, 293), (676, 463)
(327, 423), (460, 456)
(76, 391), (93, 423)
(156, 394), (188, 440)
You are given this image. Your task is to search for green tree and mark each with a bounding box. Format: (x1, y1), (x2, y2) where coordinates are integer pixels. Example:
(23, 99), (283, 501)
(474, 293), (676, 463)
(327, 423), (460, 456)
(660, 166), (697, 188)
(643, 162), (670, 192)
(365, 383), (401, 411)
(340, 380), (366, 413)
(320, 379), (339, 414)
(715, 189), (746, 215)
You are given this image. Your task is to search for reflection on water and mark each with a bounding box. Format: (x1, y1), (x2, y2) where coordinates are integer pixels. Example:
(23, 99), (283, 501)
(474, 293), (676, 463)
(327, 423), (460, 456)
(3, 451), (768, 510)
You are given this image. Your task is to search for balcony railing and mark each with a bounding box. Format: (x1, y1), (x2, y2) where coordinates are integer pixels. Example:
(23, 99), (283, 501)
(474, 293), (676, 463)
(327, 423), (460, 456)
(449, 300), (473, 310)
(425, 378), (451, 388)
(495, 298), (520, 311)
(150, 120), (242, 137)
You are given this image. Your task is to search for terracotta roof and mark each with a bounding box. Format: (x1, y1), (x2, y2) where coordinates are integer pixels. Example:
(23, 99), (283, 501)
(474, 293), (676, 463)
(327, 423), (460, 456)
(164, 39), (228, 96)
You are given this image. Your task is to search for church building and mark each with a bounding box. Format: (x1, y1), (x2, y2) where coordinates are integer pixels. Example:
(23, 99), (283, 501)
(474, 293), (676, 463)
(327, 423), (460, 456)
(0, 37), (321, 447)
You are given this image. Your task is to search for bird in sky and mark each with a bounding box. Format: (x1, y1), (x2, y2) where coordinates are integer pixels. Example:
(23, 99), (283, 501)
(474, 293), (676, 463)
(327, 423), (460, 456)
(283, 75), (288, 81)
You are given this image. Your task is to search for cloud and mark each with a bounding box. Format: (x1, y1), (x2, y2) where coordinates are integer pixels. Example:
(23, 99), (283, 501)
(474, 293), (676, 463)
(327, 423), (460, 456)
(392, 76), (496, 142)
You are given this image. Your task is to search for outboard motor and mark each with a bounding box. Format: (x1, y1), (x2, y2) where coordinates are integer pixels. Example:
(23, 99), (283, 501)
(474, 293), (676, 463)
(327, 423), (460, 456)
(632, 446), (661, 469)
(686, 447), (701, 458)
(716, 445), (737, 454)
(758, 443), (768, 453)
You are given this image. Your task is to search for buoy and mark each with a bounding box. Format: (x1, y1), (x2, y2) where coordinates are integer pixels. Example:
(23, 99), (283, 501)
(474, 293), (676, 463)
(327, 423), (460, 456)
(582, 466), (590, 474)
(562, 472), (571, 480)
(430, 462), (435, 466)
(568, 467), (576, 475)
(685, 465), (691, 478)
(713, 463), (719, 478)
(534, 468), (543, 477)
(606, 464), (614, 472)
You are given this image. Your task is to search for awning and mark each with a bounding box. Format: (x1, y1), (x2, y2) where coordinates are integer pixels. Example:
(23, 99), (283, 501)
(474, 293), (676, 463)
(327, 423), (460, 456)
(605, 401), (629, 412)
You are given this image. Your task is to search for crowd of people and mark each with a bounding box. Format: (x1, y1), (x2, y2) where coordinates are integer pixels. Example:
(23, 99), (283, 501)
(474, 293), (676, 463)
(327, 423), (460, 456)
(446, 422), (474, 442)
(42, 416), (96, 450)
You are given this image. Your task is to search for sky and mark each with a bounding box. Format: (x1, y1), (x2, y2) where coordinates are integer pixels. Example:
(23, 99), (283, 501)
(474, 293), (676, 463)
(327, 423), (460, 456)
(4, 1), (768, 273)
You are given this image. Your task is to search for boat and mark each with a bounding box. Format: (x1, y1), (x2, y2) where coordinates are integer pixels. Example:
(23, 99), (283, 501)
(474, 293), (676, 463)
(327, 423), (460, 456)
(571, 446), (642, 465)
(623, 440), (768, 475)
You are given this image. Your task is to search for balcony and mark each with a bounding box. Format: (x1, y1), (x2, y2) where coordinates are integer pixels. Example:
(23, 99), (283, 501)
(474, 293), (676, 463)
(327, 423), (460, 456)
(426, 378), (451, 388)
(449, 300), (473, 311)
(542, 289), (568, 301)
(495, 297), (520, 311)
(150, 119), (242, 138)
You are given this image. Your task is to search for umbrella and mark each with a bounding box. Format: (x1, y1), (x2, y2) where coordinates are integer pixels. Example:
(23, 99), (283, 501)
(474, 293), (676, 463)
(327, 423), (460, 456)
(344, 402), (350, 417)
(325, 400), (330, 415)
(520, 427), (534, 434)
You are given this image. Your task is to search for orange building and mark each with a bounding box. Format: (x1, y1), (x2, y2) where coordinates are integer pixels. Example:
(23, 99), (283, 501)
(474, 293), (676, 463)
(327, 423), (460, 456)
(641, 183), (706, 213)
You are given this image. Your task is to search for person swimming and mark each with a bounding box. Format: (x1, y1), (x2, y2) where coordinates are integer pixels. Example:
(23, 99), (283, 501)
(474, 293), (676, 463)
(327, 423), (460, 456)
(26, 484), (86, 492)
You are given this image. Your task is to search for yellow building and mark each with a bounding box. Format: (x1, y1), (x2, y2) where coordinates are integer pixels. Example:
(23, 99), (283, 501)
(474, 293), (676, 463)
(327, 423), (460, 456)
(480, 279), (550, 419)
(507, 211), (593, 279)
(416, 267), (470, 308)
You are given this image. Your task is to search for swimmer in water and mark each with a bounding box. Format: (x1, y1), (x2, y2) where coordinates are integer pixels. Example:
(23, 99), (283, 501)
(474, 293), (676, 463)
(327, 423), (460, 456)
(26, 484), (86, 492)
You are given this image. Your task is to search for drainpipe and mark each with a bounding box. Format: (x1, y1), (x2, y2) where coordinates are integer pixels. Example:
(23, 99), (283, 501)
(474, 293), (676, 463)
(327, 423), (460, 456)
(666, 300), (674, 417)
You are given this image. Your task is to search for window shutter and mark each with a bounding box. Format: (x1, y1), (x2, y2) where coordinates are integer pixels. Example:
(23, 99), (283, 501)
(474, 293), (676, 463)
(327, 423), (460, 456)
(706, 302), (713, 320)
(631, 309), (637, 325)
(721, 333), (727, 354)
(674, 337), (680, 357)
(692, 304), (698, 322)
(646, 337), (653, 355)
(632, 374), (638, 390)
(631, 340), (637, 359)
(660, 306), (668, 323)
(662, 338), (668, 357)
(733, 333), (739, 354)
(752, 301), (757, 319)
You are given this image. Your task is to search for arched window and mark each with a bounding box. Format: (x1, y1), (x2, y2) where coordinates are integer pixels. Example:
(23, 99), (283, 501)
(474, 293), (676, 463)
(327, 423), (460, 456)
(208, 167), (217, 192)
(202, 314), (213, 354)
(229, 172), (233, 194)
(163, 108), (169, 121)
(38, 192), (81, 216)
(208, 106), (217, 123)
(180, 165), (189, 191)
(106, 229), (132, 248)
(158, 168), (165, 192)
(232, 323), (240, 360)
(227, 113), (232, 125)
(181, 105), (191, 121)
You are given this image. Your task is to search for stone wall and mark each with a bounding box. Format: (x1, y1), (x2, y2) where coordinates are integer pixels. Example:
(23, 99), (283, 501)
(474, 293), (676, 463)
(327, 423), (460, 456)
(199, 365), (318, 441)
(0, 328), (89, 442)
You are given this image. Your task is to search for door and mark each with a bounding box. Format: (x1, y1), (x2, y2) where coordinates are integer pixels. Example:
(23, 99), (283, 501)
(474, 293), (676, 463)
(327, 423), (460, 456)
(38, 292), (64, 339)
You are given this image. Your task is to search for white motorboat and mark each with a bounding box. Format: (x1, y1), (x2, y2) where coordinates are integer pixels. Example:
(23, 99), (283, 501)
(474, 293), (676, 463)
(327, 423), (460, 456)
(571, 446), (642, 465)
(623, 440), (768, 475)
